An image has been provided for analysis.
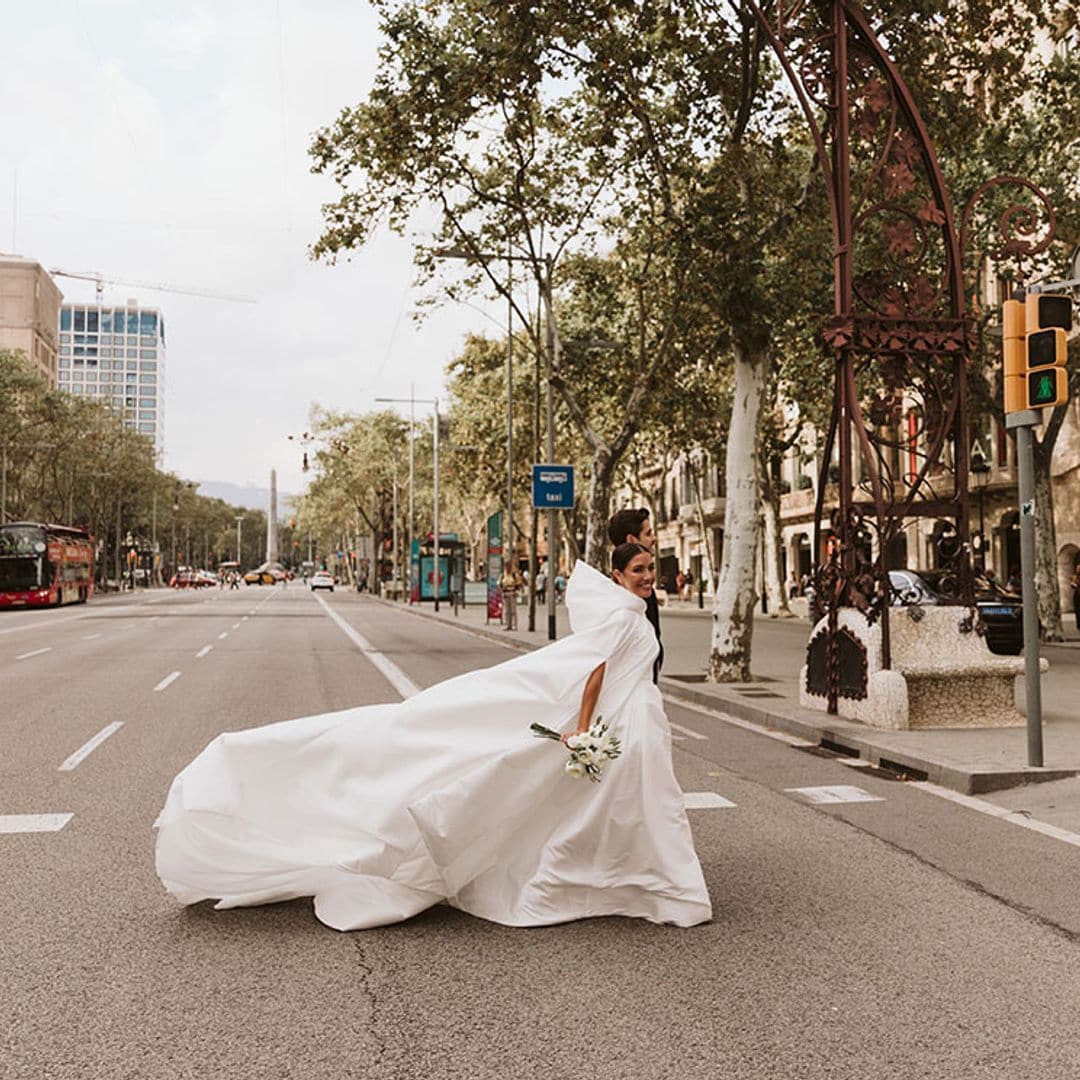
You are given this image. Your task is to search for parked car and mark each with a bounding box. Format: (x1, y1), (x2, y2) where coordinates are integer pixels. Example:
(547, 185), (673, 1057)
(310, 570), (334, 592)
(888, 569), (1023, 656)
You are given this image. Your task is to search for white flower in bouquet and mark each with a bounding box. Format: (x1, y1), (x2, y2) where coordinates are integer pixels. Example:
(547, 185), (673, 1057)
(531, 719), (622, 783)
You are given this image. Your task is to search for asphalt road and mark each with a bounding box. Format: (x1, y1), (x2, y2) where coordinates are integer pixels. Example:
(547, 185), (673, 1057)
(3, 586), (1080, 1079)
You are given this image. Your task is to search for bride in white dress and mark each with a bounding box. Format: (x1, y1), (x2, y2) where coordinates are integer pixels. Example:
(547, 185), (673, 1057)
(154, 543), (712, 931)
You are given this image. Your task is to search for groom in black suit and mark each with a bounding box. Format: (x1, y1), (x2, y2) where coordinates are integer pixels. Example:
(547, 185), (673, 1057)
(608, 508), (663, 684)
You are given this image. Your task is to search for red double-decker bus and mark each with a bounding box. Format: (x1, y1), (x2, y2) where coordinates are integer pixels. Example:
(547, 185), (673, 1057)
(0, 522), (95, 608)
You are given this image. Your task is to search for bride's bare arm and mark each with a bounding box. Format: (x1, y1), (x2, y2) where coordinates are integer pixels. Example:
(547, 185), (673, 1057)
(562, 662), (605, 743)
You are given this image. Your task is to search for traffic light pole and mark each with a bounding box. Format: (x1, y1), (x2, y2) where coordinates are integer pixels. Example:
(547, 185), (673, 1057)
(1006, 407), (1044, 767)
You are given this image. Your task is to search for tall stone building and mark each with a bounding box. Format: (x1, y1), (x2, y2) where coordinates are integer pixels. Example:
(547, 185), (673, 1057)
(0, 255), (63, 386)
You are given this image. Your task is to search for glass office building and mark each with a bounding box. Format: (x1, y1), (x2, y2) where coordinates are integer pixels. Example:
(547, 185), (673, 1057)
(57, 301), (166, 459)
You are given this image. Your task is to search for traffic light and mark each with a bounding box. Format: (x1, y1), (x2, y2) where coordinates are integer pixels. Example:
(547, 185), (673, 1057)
(1003, 293), (1072, 413)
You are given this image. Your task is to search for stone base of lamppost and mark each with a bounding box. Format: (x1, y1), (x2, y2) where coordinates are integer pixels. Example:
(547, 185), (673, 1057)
(799, 608), (1047, 730)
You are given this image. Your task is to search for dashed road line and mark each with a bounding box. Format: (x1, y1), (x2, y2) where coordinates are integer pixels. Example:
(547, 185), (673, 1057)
(154, 671), (181, 692)
(313, 592), (420, 698)
(196, 645), (213, 659)
(912, 782), (1080, 850)
(15, 647), (52, 661)
(0, 814), (73, 834)
(58, 722), (124, 771)
(786, 785), (884, 805)
(231, 622), (240, 630)
(82, 633), (102, 641)
(218, 632), (228, 640)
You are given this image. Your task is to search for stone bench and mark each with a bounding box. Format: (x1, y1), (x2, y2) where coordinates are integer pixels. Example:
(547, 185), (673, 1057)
(800, 607), (1048, 730)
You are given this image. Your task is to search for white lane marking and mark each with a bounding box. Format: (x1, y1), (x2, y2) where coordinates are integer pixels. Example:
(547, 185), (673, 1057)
(0, 814), (73, 833)
(313, 592), (420, 699)
(911, 782), (1080, 850)
(241, 616), (249, 622)
(670, 721), (707, 740)
(231, 622), (241, 630)
(683, 791), (737, 810)
(16, 647), (52, 661)
(218, 632), (228, 640)
(58, 722), (124, 771)
(149, 616), (159, 623)
(663, 695), (818, 748)
(0, 614), (84, 637)
(196, 645), (213, 659)
(82, 633), (102, 641)
(786, 785), (884, 805)
(154, 671), (181, 692)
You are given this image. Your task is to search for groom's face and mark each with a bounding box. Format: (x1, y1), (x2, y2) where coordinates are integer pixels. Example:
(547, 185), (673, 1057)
(628, 517), (654, 552)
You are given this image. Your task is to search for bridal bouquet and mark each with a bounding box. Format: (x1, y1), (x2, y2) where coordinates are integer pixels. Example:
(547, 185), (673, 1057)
(531, 718), (621, 783)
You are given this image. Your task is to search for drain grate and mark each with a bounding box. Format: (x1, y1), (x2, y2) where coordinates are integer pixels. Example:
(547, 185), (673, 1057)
(875, 758), (929, 782)
(820, 738), (860, 758)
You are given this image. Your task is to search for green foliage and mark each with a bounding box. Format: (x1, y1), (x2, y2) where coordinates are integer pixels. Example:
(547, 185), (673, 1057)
(0, 349), (273, 581)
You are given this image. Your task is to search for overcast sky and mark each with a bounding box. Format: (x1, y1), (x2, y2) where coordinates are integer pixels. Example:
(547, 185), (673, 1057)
(2, 1), (498, 495)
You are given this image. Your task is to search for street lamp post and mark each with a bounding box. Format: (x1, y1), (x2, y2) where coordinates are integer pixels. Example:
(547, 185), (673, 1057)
(378, 394), (439, 609)
(434, 245), (526, 632)
(971, 446), (991, 573)
(235, 514), (245, 564)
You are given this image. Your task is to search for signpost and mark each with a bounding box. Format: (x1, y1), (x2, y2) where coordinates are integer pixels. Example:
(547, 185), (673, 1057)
(531, 465), (574, 510)
(486, 511), (503, 623)
(531, 464), (573, 641)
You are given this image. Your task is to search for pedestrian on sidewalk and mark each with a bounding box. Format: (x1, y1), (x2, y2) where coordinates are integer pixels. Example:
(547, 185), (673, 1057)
(535, 564), (548, 604)
(608, 506), (663, 683)
(1070, 564), (1080, 635)
(499, 564), (521, 630)
(681, 569), (694, 602)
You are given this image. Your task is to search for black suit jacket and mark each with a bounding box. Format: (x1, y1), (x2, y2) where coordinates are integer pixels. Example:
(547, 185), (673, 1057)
(645, 590), (663, 684)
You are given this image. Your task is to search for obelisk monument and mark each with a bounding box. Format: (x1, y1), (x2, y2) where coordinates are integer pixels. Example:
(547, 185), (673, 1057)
(267, 469), (279, 564)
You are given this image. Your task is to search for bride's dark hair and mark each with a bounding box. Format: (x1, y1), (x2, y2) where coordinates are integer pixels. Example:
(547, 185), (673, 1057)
(612, 541), (650, 574)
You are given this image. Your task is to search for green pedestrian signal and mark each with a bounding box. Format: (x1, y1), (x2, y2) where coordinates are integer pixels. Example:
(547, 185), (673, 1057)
(1027, 367), (1067, 407)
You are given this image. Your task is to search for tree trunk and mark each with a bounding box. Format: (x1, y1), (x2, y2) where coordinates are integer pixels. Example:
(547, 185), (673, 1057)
(709, 342), (767, 681)
(761, 475), (794, 617)
(1032, 437), (1064, 641)
(584, 448), (615, 571)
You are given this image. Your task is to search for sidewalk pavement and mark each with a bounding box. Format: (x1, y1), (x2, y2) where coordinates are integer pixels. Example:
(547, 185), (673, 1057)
(375, 592), (1080, 795)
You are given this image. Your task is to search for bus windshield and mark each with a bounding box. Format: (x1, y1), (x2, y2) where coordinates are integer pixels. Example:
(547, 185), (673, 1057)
(0, 525), (47, 556)
(0, 556), (42, 590)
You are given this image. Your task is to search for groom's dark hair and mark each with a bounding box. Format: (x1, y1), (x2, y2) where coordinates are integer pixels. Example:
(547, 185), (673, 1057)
(608, 508), (650, 546)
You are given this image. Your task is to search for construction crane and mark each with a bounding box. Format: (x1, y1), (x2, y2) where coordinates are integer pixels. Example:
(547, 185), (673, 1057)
(49, 268), (256, 305)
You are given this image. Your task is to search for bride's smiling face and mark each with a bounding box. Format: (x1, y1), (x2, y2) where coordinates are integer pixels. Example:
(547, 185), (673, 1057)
(613, 551), (655, 599)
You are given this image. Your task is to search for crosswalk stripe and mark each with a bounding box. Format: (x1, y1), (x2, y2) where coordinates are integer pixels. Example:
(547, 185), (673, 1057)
(683, 791), (736, 809)
(0, 814), (73, 834)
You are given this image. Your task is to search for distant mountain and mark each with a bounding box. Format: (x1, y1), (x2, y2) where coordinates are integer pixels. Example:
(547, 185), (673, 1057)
(193, 480), (300, 514)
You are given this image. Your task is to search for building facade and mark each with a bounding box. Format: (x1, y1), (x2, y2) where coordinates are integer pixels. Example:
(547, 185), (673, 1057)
(0, 255), (63, 386)
(57, 299), (166, 459)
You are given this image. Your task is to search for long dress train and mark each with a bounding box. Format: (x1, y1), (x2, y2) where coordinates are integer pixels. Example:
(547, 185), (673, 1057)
(154, 561), (711, 930)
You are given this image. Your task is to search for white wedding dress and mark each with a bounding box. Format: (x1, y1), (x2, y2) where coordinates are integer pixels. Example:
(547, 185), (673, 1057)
(154, 561), (712, 930)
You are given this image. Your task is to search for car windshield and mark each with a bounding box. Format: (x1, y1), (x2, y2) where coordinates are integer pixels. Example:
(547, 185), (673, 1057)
(0, 556), (43, 590)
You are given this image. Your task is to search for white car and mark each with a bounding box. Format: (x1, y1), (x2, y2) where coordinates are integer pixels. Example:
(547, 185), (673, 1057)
(310, 570), (334, 592)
